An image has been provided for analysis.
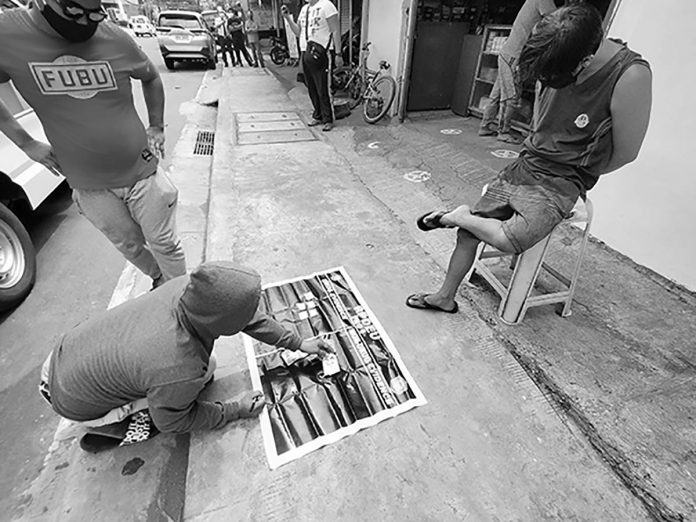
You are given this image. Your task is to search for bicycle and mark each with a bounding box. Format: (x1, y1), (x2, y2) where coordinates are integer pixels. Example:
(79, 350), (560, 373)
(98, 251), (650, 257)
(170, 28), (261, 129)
(333, 42), (397, 124)
(269, 35), (290, 65)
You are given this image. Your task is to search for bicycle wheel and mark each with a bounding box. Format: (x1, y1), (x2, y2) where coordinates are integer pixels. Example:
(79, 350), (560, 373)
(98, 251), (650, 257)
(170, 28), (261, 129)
(270, 47), (287, 65)
(348, 73), (364, 109)
(363, 75), (396, 124)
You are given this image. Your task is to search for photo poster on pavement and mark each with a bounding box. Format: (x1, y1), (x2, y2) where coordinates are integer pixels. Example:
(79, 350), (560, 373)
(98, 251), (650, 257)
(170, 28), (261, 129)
(244, 267), (427, 469)
(284, 18), (300, 59)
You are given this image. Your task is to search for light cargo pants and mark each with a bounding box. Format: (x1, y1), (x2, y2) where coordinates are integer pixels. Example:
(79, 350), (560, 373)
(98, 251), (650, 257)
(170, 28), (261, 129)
(72, 169), (186, 282)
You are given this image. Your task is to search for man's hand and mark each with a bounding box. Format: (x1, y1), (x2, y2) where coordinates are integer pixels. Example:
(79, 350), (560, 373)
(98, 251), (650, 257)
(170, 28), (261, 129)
(22, 139), (62, 176)
(299, 337), (335, 357)
(280, 5), (289, 17)
(334, 55), (344, 68)
(147, 125), (165, 159)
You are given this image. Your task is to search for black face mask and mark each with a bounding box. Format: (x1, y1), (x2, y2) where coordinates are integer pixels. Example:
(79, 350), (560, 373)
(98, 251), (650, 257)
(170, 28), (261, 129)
(41, 4), (99, 42)
(539, 70), (579, 90)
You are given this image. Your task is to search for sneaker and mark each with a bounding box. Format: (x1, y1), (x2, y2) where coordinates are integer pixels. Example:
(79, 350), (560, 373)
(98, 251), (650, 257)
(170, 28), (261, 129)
(307, 119), (322, 127)
(478, 123), (497, 137)
(497, 132), (522, 144)
(322, 122), (334, 132)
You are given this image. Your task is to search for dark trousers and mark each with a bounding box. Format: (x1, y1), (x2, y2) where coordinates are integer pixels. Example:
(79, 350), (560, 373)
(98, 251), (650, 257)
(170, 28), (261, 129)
(217, 36), (235, 66)
(230, 32), (255, 66)
(302, 50), (332, 123)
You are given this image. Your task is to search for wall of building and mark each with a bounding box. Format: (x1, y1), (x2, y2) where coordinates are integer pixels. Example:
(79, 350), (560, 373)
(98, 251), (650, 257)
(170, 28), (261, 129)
(591, 1), (696, 291)
(363, 0), (408, 115)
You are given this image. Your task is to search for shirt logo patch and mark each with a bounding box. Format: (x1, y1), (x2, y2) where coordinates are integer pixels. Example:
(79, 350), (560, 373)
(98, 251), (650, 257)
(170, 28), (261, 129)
(29, 55), (117, 100)
(575, 113), (590, 129)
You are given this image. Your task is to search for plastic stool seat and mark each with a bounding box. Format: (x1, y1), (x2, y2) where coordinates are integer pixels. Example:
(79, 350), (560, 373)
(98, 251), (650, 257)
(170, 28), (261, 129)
(465, 195), (594, 325)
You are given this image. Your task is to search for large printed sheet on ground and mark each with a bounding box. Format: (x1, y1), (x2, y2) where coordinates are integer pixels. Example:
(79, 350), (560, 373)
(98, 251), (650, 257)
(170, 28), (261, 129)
(244, 267), (427, 469)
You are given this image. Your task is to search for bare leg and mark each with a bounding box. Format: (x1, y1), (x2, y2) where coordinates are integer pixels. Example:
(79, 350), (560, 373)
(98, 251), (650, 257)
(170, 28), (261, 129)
(414, 205), (516, 310)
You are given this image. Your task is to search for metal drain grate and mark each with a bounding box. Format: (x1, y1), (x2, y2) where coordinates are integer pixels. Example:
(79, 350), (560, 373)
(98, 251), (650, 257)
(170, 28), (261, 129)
(193, 130), (215, 155)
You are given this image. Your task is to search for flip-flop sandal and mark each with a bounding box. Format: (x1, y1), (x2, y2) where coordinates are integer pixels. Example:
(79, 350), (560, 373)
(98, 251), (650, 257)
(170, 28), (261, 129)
(405, 293), (459, 314)
(416, 210), (453, 231)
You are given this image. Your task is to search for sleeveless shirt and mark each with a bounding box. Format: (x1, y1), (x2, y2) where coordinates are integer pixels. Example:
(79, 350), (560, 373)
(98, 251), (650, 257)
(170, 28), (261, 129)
(517, 40), (650, 198)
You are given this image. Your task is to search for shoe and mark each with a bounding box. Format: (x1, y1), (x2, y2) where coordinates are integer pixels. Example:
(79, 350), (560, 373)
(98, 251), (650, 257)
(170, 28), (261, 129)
(497, 132), (522, 144)
(307, 119), (322, 127)
(478, 123), (497, 137)
(322, 122), (334, 132)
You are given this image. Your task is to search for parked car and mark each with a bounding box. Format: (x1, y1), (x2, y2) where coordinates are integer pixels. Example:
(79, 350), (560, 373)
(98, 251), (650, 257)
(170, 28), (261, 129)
(0, 82), (65, 312)
(128, 15), (155, 37)
(156, 10), (217, 70)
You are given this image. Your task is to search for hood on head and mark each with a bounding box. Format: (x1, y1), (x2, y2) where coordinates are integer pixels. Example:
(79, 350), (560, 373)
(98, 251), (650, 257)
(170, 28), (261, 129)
(178, 262), (262, 340)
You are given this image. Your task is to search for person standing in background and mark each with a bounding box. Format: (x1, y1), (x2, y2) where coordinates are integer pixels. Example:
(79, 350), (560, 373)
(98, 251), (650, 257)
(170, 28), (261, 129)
(227, 8), (255, 67)
(282, 0), (342, 132)
(479, 0), (564, 144)
(246, 9), (264, 68)
(214, 7), (235, 67)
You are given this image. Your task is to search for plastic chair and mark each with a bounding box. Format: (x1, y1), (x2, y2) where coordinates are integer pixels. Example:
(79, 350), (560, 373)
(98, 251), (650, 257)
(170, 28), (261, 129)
(464, 192), (593, 325)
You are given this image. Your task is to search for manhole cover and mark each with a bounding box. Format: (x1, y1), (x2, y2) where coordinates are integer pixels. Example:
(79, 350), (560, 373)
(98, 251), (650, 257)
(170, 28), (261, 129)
(404, 170), (431, 183)
(491, 149), (519, 159)
(193, 130), (215, 155)
(236, 112), (317, 145)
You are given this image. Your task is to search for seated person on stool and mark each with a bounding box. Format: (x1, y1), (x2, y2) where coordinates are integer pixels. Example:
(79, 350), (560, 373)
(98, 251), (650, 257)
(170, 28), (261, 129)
(407, 3), (652, 314)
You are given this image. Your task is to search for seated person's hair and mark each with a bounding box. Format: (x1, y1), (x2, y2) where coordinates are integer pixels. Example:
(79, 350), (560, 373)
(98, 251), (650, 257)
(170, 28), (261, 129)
(518, 3), (604, 85)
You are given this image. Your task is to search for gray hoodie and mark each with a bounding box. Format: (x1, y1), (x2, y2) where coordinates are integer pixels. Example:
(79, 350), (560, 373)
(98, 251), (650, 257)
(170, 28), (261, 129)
(48, 262), (302, 433)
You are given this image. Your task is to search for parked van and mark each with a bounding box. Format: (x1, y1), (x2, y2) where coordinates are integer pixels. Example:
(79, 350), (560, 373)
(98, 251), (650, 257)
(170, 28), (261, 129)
(0, 82), (64, 311)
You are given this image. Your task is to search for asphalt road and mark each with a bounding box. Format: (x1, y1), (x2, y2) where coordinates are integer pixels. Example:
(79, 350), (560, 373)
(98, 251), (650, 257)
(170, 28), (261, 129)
(0, 35), (205, 513)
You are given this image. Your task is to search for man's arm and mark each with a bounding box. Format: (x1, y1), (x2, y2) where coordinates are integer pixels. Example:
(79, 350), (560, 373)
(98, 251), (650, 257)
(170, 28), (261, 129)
(147, 379), (228, 433)
(141, 74), (166, 159)
(603, 63), (652, 174)
(281, 7), (301, 37)
(243, 309), (334, 356)
(120, 30), (167, 158)
(0, 92), (61, 175)
(326, 12), (343, 66)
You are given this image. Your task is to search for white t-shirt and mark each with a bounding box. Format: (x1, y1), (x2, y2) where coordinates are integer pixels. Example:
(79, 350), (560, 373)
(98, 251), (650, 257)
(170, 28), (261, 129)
(301, 0), (337, 49)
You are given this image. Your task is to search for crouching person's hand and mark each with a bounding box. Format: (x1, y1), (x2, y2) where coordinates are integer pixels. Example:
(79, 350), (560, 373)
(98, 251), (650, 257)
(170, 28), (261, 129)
(221, 390), (265, 423)
(299, 337), (335, 357)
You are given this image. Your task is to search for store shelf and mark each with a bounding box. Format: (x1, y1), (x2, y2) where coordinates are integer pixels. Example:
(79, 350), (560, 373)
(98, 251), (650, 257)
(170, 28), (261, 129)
(468, 24), (533, 135)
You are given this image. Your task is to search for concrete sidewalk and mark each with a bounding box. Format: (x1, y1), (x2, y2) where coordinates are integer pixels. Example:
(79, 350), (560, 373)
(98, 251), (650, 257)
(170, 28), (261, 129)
(182, 67), (664, 521)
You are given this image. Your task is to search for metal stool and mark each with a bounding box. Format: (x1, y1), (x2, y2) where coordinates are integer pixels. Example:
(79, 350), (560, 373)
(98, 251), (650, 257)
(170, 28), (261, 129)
(464, 193), (593, 325)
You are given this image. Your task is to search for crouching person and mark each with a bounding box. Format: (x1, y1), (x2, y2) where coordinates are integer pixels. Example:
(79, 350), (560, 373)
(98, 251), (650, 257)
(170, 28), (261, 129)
(38, 261), (333, 452)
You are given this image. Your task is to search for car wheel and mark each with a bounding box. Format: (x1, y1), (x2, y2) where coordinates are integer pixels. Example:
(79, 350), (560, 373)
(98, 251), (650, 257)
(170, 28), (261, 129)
(164, 58), (175, 70)
(0, 203), (36, 312)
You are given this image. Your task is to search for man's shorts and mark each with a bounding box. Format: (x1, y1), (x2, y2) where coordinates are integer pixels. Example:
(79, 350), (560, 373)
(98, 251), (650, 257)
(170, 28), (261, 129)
(472, 174), (578, 253)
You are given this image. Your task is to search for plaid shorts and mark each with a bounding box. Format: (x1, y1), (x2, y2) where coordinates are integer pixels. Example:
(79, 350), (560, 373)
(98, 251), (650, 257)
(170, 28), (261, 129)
(472, 174), (578, 253)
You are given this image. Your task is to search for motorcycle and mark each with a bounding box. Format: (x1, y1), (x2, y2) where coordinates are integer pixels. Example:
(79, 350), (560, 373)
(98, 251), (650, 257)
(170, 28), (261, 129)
(269, 35), (290, 65)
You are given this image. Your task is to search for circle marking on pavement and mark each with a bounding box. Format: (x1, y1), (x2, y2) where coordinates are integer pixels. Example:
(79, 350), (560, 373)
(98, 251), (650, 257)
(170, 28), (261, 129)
(404, 170), (431, 183)
(492, 149), (520, 159)
(440, 128), (463, 135)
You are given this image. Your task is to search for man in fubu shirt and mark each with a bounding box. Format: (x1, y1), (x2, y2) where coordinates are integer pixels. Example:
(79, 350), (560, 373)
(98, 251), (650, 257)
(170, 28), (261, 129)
(0, 0), (186, 287)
